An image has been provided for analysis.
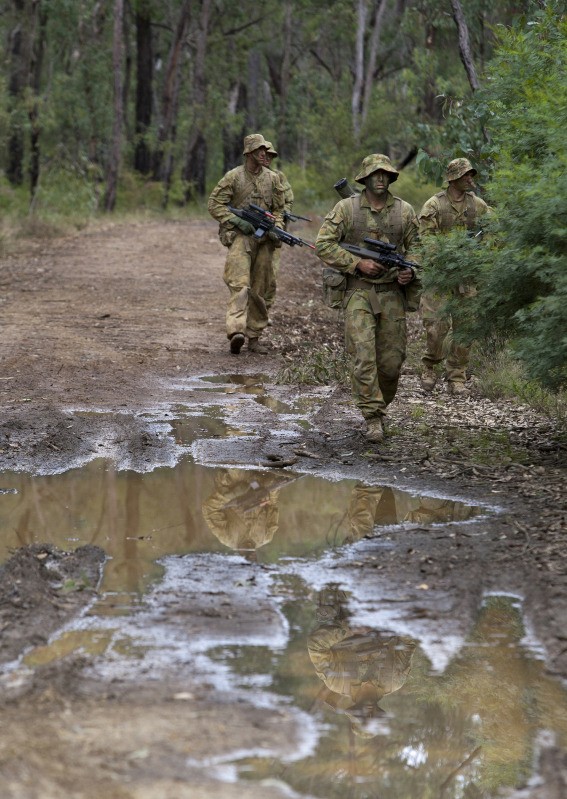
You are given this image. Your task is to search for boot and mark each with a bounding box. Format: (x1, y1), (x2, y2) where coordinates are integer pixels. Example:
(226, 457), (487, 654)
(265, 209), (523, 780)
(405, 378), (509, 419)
(420, 367), (437, 392)
(448, 381), (469, 397)
(365, 418), (384, 443)
(229, 333), (245, 355)
(248, 338), (268, 354)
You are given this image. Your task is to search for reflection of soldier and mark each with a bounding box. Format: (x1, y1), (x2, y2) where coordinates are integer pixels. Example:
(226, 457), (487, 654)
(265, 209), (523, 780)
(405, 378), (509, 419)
(202, 469), (292, 557)
(346, 482), (477, 541)
(308, 585), (416, 737)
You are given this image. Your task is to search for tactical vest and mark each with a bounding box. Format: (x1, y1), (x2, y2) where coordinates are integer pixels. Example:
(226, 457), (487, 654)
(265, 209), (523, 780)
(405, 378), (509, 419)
(230, 166), (276, 210)
(435, 190), (477, 231)
(343, 194), (405, 248)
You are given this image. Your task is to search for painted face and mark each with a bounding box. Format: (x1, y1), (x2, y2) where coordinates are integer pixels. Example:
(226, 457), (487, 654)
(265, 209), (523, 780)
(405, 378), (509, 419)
(251, 147), (269, 168)
(366, 169), (391, 195)
(451, 170), (476, 192)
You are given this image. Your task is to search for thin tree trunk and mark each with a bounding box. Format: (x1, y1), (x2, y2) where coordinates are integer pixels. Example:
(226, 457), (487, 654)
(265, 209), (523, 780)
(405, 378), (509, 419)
(104, 0), (125, 212)
(29, 1), (46, 200)
(360, 0), (388, 126)
(182, 0), (212, 202)
(134, 9), (153, 174)
(7, 0), (30, 186)
(222, 81), (247, 172)
(152, 0), (191, 182)
(352, 0), (367, 140)
(450, 0), (480, 92)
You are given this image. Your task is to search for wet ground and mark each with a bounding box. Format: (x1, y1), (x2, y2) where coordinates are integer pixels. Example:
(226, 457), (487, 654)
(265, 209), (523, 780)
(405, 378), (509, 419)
(0, 219), (566, 798)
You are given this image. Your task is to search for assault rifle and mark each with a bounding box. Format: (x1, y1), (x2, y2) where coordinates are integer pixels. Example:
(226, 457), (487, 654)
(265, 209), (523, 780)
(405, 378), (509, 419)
(284, 210), (312, 224)
(340, 237), (419, 273)
(228, 203), (316, 249)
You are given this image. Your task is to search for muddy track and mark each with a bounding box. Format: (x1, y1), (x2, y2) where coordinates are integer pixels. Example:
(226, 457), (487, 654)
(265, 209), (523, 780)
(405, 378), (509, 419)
(0, 218), (565, 798)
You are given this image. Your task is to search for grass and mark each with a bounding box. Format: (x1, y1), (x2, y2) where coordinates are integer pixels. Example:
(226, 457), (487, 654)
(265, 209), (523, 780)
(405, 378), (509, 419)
(276, 343), (350, 386)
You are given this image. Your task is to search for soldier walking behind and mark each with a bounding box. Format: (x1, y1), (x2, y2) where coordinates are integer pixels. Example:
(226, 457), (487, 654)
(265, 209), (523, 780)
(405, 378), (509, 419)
(208, 134), (285, 355)
(263, 141), (294, 321)
(316, 154), (420, 444)
(419, 158), (491, 395)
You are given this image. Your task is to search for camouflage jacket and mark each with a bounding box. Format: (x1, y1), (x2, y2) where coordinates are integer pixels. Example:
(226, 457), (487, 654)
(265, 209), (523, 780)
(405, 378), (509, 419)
(208, 165), (285, 231)
(419, 189), (490, 235)
(316, 190), (419, 284)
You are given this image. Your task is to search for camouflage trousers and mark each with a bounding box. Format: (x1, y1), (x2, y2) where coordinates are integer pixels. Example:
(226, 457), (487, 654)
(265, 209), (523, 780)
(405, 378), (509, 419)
(264, 247), (281, 310)
(344, 286), (407, 420)
(223, 234), (275, 339)
(420, 290), (471, 383)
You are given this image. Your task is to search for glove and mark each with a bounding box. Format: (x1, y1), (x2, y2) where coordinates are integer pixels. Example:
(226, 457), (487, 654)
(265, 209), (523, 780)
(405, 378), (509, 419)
(268, 230), (282, 248)
(228, 215), (255, 236)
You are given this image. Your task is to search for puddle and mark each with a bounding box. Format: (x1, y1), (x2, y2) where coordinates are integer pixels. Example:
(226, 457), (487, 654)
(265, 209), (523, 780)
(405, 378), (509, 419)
(0, 460), (481, 602)
(205, 589), (567, 797)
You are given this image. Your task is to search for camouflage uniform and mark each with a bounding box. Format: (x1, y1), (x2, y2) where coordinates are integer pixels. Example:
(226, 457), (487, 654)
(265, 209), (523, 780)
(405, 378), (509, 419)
(316, 155), (419, 423)
(208, 134), (285, 343)
(263, 142), (294, 312)
(419, 158), (490, 386)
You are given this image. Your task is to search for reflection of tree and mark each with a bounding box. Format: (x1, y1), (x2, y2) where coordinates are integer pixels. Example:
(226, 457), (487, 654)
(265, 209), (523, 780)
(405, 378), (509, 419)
(201, 468), (294, 556)
(347, 482), (477, 541)
(308, 585), (416, 738)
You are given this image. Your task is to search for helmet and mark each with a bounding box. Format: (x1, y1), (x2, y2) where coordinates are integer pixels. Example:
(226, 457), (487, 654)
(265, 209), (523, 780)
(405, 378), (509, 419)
(445, 158), (477, 181)
(242, 133), (270, 155)
(355, 154), (399, 184)
(265, 141), (278, 157)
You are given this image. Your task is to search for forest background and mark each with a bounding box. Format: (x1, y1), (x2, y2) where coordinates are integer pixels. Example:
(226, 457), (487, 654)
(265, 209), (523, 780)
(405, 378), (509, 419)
(0, 0), (565, 407)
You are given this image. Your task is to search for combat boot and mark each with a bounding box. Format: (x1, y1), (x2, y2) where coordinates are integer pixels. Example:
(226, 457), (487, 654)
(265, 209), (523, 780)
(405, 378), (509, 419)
(248, 338), (268, 354)
(229, 333), (245, 355)
(448, 381), (469, 397)
(420, 367), (437, 392)
(365, 418), (384, 443)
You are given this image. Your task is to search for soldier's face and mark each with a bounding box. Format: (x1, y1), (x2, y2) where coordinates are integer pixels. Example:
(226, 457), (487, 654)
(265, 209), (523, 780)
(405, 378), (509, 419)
(452, 170), (476, 191)
(366, 170), (391, 196)
(251, 147), (269, 167)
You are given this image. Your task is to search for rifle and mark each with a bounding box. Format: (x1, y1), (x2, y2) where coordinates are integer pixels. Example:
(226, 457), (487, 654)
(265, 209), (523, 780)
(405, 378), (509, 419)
(284, 210), (312, 224)
(228, 203), (316, 249)
(334, 178), (359, 199)
(340, 237), (419, 273)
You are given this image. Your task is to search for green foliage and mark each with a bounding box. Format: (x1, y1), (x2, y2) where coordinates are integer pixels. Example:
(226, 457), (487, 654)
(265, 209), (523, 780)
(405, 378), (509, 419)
(420, 7), (567, 392)
(276, 343), (349, 386)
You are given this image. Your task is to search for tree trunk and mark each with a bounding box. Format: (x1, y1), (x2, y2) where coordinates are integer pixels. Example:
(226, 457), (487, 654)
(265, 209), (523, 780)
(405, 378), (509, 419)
(104, 0), (125, 212)
(151, 0), (191, 183)
(182, 0), (212, 202)
(7, 0), (31, 186)
(352, 0), (367, 140)
(360, 0), (388, 127)
(29, 1), (46, 200)
(134, 8), (153, 174)
(450, 0), (481, 92)
(222, 81), (247, 172)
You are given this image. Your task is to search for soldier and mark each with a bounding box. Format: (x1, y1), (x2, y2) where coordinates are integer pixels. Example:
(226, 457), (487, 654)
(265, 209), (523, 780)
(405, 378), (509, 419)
(316, 154), (420, 443)
(419, 157), (491, 395)
(208, 133), (285, 355)
(263, 141), (294, 321)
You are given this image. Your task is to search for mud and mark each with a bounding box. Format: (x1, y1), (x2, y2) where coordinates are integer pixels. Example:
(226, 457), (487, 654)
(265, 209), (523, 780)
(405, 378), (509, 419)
(0, 218), (565, 798)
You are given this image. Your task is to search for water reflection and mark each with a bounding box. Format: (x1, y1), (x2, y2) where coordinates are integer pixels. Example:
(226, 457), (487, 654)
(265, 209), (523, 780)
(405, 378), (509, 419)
(202, 468), (295, 560)
(308, 585), (416, 738)
(236, 591), (567, 798)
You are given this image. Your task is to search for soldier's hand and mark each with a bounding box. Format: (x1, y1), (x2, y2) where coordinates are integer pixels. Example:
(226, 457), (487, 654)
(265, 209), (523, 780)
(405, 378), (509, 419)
(229, 216), (255, 235)
(357, 258), (387, 277)
(267, 230), (282, 247)
(397, 267), (414, 285)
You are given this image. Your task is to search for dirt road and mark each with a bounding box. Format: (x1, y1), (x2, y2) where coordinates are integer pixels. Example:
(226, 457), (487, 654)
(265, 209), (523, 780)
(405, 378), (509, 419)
(0, 218), (565, 798)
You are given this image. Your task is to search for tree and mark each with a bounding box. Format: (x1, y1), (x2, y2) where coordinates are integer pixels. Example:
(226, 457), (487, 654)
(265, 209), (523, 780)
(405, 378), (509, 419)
(419, 6), (567, 391)
(104, 0), (125, 211)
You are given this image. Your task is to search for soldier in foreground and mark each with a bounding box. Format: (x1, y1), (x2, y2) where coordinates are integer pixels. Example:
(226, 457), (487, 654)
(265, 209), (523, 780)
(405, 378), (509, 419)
(316, 154), (420, 443)
(419, 157), (491, 395)
(208, 133), (285, 355)
(263, 141), (294, 321)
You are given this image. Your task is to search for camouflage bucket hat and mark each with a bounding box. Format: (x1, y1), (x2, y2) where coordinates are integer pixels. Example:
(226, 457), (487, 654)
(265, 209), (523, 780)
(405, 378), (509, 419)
(265, 141), (278, 157)
(355, 154), (399, 184)
(445, 158), (477, 181)
(242, 133), (270, 155)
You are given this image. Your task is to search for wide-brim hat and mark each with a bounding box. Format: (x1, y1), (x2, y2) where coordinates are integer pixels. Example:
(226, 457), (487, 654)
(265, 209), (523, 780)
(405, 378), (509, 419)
(242, 133), (270, 155)
(265, 141), (278, 157)
(355, 154), (399, 184)
(445, 157), (477, 181)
